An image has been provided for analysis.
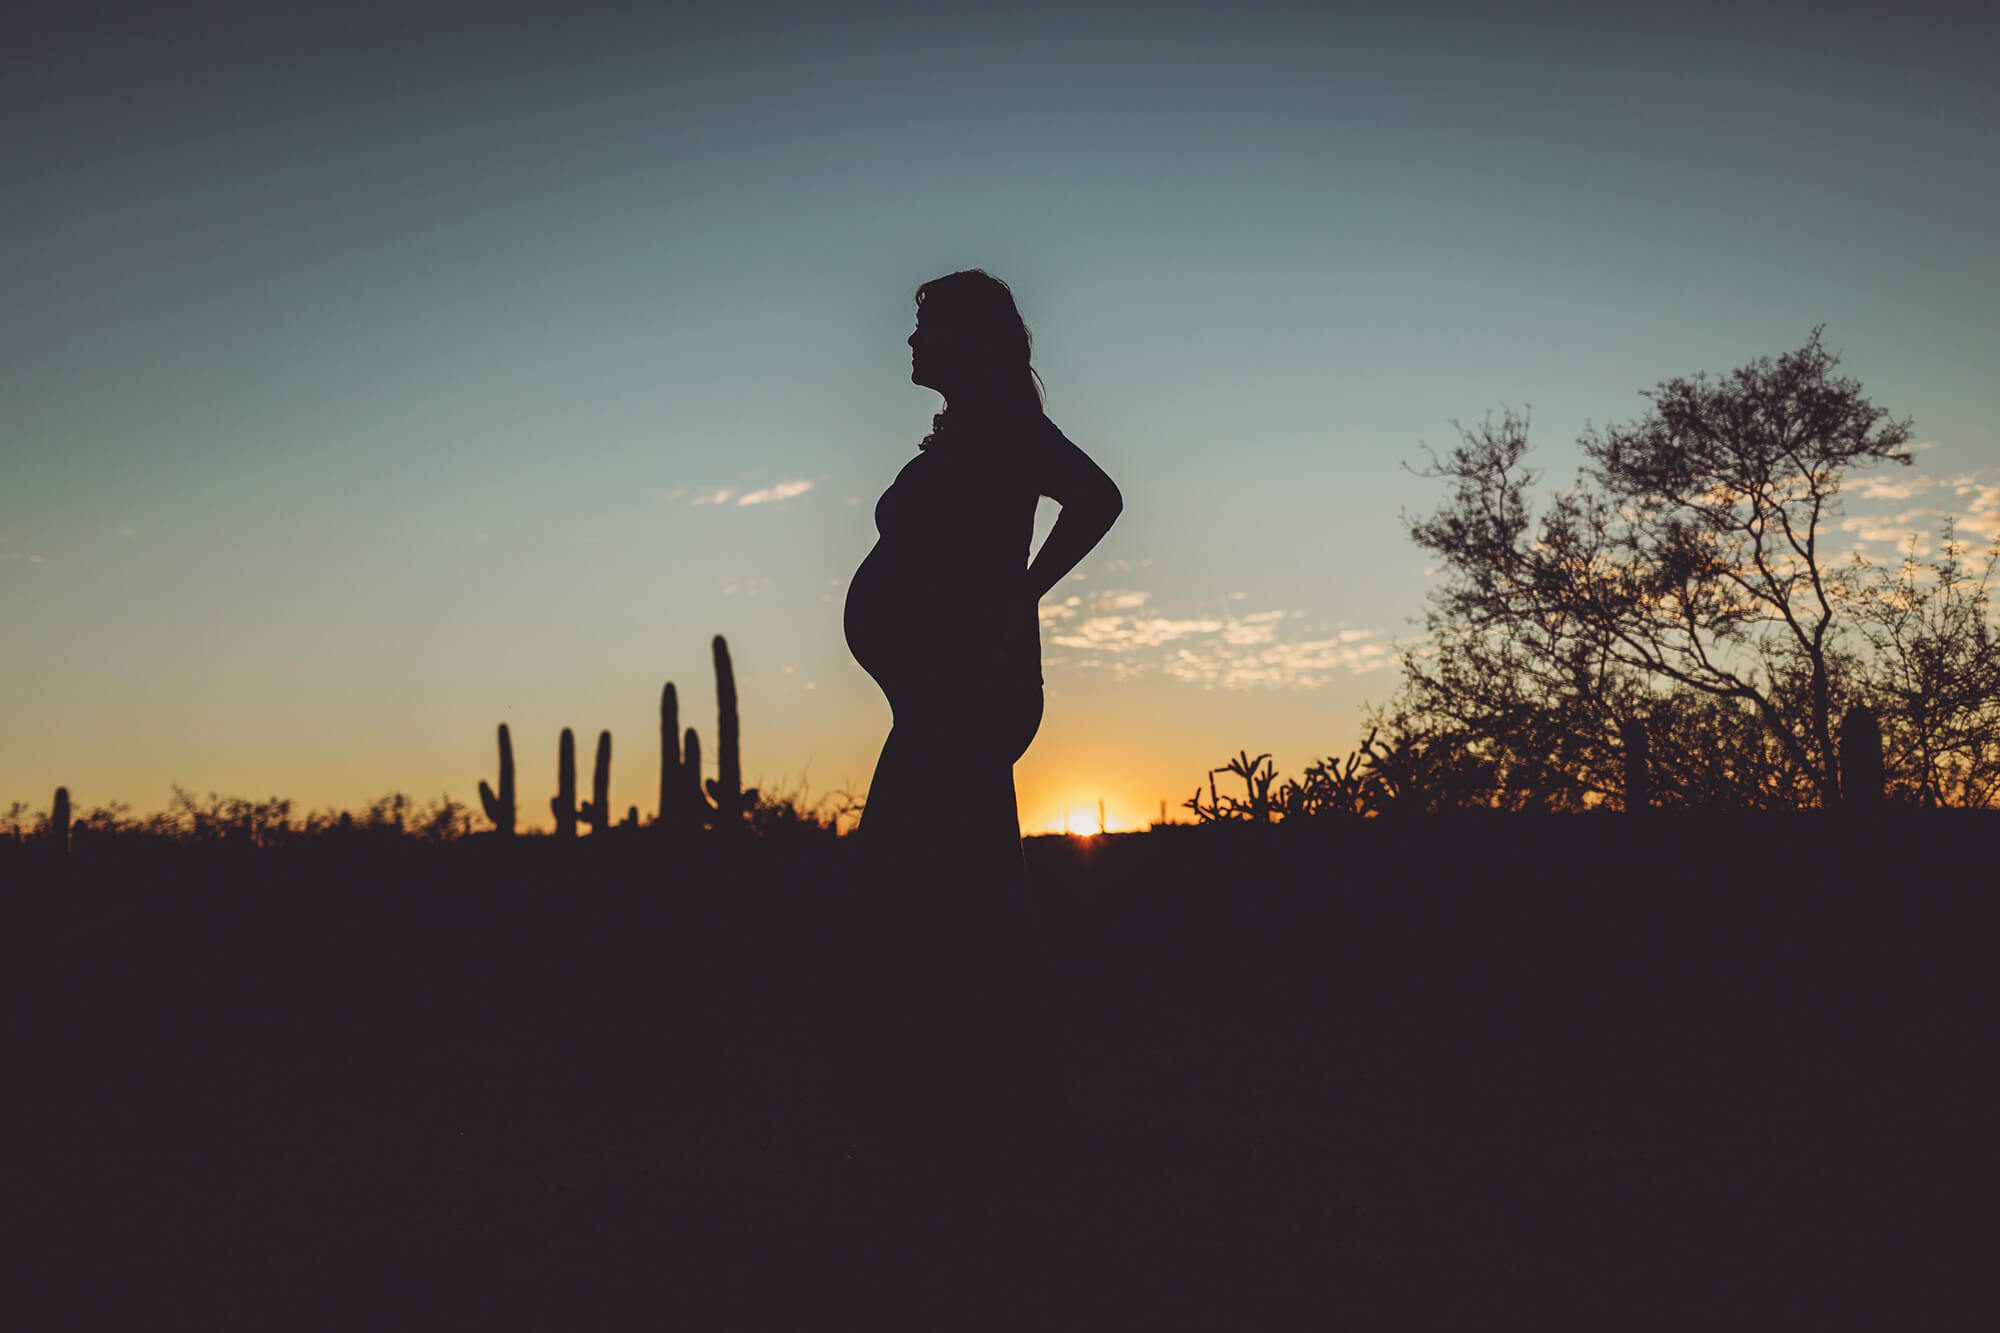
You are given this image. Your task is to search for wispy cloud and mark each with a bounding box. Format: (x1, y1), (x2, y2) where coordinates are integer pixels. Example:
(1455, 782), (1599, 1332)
(1052, 613), (1226, 652)
(735, 479), (814, 506)
(1038, 595), (1084, 623)
(1852, 475), (1936, 502)
(1836, 460), (2000, 556)
(1038, 587), (1392, 689)
(1841, 508), (1939, 545)
(680, 478), (816, 507)
(869, 579), (1385, 689)
(1956, 478), (2000, 539)
(1159, 632), (1394, 690)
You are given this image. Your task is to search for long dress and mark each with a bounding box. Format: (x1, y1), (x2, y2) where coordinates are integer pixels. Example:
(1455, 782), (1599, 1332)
(838, 411), (1062, 1180)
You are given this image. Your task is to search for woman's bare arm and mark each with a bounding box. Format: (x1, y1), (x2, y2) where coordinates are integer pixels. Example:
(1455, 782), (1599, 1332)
(1025, 420), (1123, 602)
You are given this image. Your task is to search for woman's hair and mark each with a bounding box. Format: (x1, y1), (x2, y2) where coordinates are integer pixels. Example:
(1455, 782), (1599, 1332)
(915, 269), (1046, 415)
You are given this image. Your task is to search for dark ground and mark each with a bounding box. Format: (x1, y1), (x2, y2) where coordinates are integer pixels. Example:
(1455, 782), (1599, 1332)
(4, 815), (1994, 1329)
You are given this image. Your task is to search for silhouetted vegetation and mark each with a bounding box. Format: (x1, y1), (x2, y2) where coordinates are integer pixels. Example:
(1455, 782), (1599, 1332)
(1407, 331), (1999, 809)
(476, 723), (517, 836)
(0, 783), (843, 856)
(6, 630), (837, 852)
(550, 726), (579, 838)
(706, 634), (751, 830)
(1192, 332), (1998, 817)
(578, 729), (613, 835)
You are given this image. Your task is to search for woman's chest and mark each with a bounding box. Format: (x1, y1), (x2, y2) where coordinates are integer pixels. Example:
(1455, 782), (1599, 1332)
(876, 451), (1035, 547)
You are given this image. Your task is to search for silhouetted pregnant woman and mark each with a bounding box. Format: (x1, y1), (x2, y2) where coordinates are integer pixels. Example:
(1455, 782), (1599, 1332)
(845, 270), (1123, 898)
(838, 270), (1121, 1220)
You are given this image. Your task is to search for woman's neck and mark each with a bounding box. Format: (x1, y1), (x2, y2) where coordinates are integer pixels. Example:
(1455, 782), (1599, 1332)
(942, 386), (1039, 422)
(943, 392), (1003, 418)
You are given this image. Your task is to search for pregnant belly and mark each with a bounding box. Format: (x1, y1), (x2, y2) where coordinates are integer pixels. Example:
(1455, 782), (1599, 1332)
(843, 542), (914, 689)
(845, 541), (1041, 698)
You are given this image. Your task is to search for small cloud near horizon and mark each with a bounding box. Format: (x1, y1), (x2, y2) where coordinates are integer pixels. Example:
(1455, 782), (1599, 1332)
(683, 479), (816, 507)
(736, 479), (814, 506)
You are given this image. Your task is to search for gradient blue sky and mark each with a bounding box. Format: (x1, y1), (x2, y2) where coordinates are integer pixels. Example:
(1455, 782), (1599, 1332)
(5, 0), (1996, 830)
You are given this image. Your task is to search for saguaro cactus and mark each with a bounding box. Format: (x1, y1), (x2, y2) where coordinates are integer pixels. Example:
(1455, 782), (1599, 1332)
(578, 730), (612, 834)
(551, 727), (578, 839)
(657, 683), (715, 833)
(50, 786), (71, 852)
(658, 682), (697, 832)
(478, 724), (517, 836)
(706, 635), (746, 827)
(1618, 718), (1651, 812)
(1839, 705), (1884, 808)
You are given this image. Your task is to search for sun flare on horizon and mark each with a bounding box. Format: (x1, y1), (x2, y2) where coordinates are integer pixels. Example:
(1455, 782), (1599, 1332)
(1031, 800), (1152, 837)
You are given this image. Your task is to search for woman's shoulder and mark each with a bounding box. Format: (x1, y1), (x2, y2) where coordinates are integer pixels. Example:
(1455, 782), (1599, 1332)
(984, 410), (1067, 464)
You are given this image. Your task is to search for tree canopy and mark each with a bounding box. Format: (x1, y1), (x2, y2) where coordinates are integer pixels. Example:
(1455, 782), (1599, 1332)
(1394, 330), (1996, 810)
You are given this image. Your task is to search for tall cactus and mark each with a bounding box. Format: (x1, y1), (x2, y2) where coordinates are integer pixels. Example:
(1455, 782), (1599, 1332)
(1618, 717), (1651, 812)
(50, 786), (71, 852)
(578, 730), (612, 834)
(658, 681), (683, 831)
(551, 727), (578, 839)
(478, 723), (517, 836)
(706, 635), (745, 827)
(1839, 705), (1884, 808)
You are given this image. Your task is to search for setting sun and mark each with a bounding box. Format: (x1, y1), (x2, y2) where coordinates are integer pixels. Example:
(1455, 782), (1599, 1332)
(1033, 798), (1150, 837)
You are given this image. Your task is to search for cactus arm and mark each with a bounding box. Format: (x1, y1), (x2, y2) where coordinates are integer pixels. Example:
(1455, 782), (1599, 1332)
(579, 730), (612, 833)
(683, 726), (712, 827)
(479, 723), (517, 835)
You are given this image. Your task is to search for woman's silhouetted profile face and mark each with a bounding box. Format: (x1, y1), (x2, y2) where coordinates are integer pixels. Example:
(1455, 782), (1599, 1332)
(903, 271), (1045, 417)
(907, 313), (947, 393)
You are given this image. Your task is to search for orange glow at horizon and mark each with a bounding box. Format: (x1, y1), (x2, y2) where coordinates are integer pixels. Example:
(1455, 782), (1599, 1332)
(1026, 798), (1159, 837)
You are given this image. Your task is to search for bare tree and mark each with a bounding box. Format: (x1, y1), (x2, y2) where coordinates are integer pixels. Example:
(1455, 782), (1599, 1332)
(1405, 330), (1914, 808)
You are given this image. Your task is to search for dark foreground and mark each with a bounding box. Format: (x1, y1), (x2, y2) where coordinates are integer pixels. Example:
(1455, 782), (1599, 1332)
(5, 816), (1994, 1329)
